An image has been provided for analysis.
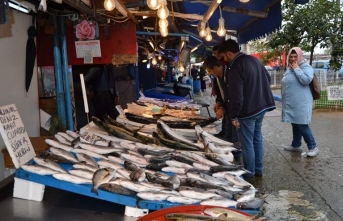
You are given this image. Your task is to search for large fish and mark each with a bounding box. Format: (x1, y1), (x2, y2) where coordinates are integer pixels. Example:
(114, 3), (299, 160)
(54, 134), (72, 146)
(73, 162), (99, 172)
(33, 157), (67, 173)
(153, 132), (200, 151)
(166, 160), (194, 169)
(224, 174), (252, 190)
(137, 191), (173, 201)
(121, 153), (148, 165)
(70, 148), (107, 160)
(116, 168), (131, 179)
(78, 143), (119, 154)
(166, 196), (201, 204)
(204, 153), (233, 166)
(66, 130), (80, 139)
(146, 172), (180, 189)
(21, 164), (61, 176)
(204, 207), (252, 219)
(97, 159), (122, 171)
(146, 163), (168, 171)
(68, 169), (94, 180)
(210, 165), (244, 173)
(190, 153), (219, 167)
(185, 178), (226, 191)
(178, 187), (220, 200)
(124, 161), (140, 171)
(103, 115), (138, 134)
(76, 153), (98, 168)
(45, 139), (73, 152)
(39, 152), (75, 164)
(99, 183), (136, 196)
(53, 173), (92, 184)
(200, 197), (238, 207)
(49, 147), (78, 163)
(91, 168), (116, 195)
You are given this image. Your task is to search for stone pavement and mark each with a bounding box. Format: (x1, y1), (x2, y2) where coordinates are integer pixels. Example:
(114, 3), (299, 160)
(193, 87), (343, 221)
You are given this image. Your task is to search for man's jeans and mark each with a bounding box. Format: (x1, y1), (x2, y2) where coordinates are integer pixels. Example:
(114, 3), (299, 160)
(291, 123), (316, 150)
(238, 111), (266, 178)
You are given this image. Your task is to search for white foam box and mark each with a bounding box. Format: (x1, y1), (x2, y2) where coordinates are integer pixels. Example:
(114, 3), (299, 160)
(13, 177), (45, 201)
(124, 206), (149, 217)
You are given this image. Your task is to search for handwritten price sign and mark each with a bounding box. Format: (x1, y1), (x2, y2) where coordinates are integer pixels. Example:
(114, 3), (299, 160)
(0, 104), (35, 168)
(327, 86), (343, 101)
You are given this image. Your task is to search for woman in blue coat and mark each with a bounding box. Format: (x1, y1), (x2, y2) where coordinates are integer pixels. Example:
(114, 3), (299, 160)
(281, 47), (318, 157)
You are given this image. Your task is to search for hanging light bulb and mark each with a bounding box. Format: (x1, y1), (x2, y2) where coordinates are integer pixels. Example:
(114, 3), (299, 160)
(205, 27), (212, 41)
(147, 62), (151, 69)
(240, 0), (250, 2)
(179, 64), (184, 72)
(217, 17), (226, 37)
(152, 57), (157, 65)
(104, 0), (115, 11)
(159, 18), (169, 29)
(158, 53), (162, 60)
(199, 21), (207, 38)
(147, 0), (161, 10)
(157, 0), (169, 19)
(160, 27), (168, 37)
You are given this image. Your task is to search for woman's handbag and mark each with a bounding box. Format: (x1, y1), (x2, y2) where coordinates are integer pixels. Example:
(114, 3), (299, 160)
(309, 75), (320, 100)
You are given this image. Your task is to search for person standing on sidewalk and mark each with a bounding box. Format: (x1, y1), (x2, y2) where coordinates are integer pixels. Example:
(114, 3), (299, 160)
(282, 47), (318, 157)
(219, 39), (275, 183)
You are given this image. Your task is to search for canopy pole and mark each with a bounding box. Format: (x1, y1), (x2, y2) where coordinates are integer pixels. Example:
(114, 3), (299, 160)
(52, 15), (67, 130)
(59, 16), (74, 131)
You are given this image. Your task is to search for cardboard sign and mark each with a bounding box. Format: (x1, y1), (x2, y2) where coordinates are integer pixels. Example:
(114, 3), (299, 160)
(327, 86), (343, 101)
(0, 104), (35, 168)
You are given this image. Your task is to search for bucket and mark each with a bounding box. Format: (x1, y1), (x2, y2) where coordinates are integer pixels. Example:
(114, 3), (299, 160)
(193, 79), (201, 93)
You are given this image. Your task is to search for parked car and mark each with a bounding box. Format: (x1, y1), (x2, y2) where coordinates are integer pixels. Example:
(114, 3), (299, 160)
(311, 60), (343, 78)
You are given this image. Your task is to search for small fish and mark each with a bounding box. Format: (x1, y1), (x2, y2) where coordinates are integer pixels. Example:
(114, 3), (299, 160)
(97, 159), (122, 171)
(234, 189), (257, 203)
(21, 164), (60, 176)
(124, 161), (140, 172)
(236, 198), (265, 210)
(45, 139), (73, 152)
(57, 132), (75, 142)
(119, 180), (152, 192)
(146, 163), (168, 171)
(53, 173), (92, 184)
(166, 160), (194, 169)
(69, 169), (94, 180)
(91, 168), (116, 195)
(99, 183), (136, 195)
(137, 191), (173, 201)
(49, 147), (78, 163)
(121, 153), (148, 165)
(119, 141), (138, 151)
(179, 187), (220, 200)
(70, 148), (107, 160)
(33, 157), (67, 173)
(73, 162), (98, 172)
(78, 143), (119, 154)
(224, 174), (252, 190)
(193, 162), (210, 171)
(190, 153), (219, 167)
(76, 153), (98, 168)
(210, 165), (244, 173)
(107, 155), (125, 164)
(66, 130), (80, 138)
(166, 196), (201, 204)
(162, 166), (187, 174)
(116, 168), (131, 179)
(54, 134), (72, 146)
(129, 168), (146, 182)
(200, 196), (237, 207)
(39, 152), (75, 164)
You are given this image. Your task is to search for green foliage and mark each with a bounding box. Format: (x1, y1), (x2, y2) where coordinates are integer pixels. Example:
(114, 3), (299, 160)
(268, 0), (343, 68)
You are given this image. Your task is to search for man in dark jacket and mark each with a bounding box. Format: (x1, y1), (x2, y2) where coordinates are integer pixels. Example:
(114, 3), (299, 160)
(219, 39), (275, 183)
(85, 64), (120, 121)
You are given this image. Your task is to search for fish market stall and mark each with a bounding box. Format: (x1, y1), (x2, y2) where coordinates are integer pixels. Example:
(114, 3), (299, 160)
(3, 104), (263, 218)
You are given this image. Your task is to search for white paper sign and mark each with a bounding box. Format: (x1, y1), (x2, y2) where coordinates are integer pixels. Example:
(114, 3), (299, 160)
(75, 40), (101, 58)
(327, 86), (343, 101)
(0, 104), (35, 168)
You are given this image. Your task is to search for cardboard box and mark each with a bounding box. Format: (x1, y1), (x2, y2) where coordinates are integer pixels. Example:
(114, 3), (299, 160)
(2, 136), (54, 168)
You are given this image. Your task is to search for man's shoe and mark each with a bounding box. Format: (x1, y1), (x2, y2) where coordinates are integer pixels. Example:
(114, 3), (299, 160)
(307, 148), (319, 157)
(255, 172), (263, 177)
(243, 176), (255, 184)
(284, 145), (303, 152)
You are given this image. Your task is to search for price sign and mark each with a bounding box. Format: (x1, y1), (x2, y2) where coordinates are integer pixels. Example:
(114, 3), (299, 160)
(0, 104), (35, 168)
(327, 86), (343, 101)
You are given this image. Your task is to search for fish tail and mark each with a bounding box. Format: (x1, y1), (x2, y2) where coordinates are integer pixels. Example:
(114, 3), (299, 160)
(91, 187), (99, 195)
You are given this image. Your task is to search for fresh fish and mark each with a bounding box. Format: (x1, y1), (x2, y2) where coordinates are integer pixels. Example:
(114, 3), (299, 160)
(140, 182), (167, 191)
(119, 180), (154, 192)
(210, 165), (244, 173)
(97, 159), (122, 171)
(146, 173), (180, 189)
(76, 153), (98, 168)
(193, 162), (210, 171)
(135, 142), (170, 151)
(179, 187), (220, 200)
(153, 132), (200, 151)
(127, 149), (144, 157)
(103, 115), (138, 134)
(137, 191), (173, 201)
(185, 178), (226, 191)
(129, 168), (146, 182)
(92, 117), (140, 142)
(154, 171), (171, 180)
(95, 132), (128, 143)
(190, 153), (219, 167)
(54, 134), (72, 146)
(39, 152), (76, 164)
(224, 174), (252, 190)
(165, 213), (219, 220)
(119, 141), (137, 151)
(124, 161), (140, 171)
(33, 157), (67, 173)
(108, 155), (125, 164)
(186, 168), (213, 176)
(49, 147), (78, 163)
(137, 148), (173, 156)
(69, 169), (94, 180)
(78, 143), (119, 154)
(162, 166), (187, 174)
(73, 162), (98, 172)
(166, 196), (201, 204)
(195, 125), (234, 147)
(99, 183), (136, 195)
(91, 168), (116, 195)
(121, 153), (148, 165)
(172, 154), (195, 165)
(186, 172), (208, 182)
(226, 170), (250, 177)
(45, 139), (73, 152)
(236, 198), (265, 210)
(147, 155), (174, 164)
(234, 189), (257, 202)
(166, 160), (194, 169)
(116, 168), (131, 179)
(205, 153), (233, 166)
(146, 163), (168, 171)
(157, 120), (203, 150)
(66, 130), (80, 138)
(207, 189), (233, 199)
(53, 173), (92, 184)
(199, 173), (230, 186)
(200, 196), (238, 207)
(70, 148), (107, 160)
(21, 164), (60, 175)
(134, 131), (155, 144)
(57, 132), (75, 142)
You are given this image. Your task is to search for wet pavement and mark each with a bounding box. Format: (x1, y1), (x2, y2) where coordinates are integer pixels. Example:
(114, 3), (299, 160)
(193, 87), (343, 221)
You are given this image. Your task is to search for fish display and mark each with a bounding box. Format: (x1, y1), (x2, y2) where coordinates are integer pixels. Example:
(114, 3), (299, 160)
(19, 117), (264, 216)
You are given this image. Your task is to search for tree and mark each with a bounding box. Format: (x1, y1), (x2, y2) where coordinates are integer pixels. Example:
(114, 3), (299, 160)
(268, 0), (342, 67)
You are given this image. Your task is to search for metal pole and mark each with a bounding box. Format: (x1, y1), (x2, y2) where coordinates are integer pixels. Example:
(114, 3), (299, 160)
(59, 16), (74, 131)
(52, 15), (67, 129)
